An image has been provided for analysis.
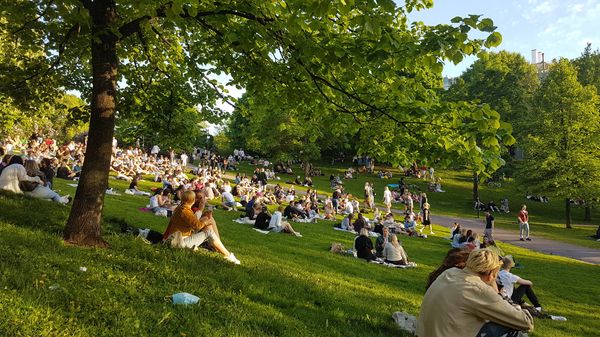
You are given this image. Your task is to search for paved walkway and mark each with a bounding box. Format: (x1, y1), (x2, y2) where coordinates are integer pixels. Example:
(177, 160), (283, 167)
(429, 214), (600, 265)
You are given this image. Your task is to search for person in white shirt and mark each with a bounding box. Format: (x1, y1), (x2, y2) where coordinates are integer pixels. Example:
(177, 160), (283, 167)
(383, 186), (392, 213)
(151, 145), (160, 155)
(221, 190), (237, 211)
(498, 255), (543, 312)
(382, 234), (409, 265)
(0, 156), (43, 194)
(341, 198), (353, 215)
(180, 153), (188, 167)
(268, 206), (302, 236)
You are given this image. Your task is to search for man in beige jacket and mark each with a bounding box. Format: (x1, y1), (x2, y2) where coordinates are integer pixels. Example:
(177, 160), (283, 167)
(417, 249), (533, 337)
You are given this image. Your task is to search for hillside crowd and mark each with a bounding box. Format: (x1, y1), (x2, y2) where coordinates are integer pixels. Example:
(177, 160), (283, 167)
(0, 134), (546, 337)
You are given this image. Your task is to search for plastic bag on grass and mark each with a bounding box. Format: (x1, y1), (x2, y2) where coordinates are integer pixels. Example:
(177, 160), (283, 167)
(172, 292), (200, 305)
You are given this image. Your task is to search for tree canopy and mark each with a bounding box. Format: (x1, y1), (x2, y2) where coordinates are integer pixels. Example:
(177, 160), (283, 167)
(516, 58), (600, 228)
(1, 0), (510, 246)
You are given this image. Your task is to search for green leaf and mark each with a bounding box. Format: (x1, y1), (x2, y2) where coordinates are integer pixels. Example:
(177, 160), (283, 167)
(450, 16), (462, 23)
(484, 32), (503, 48)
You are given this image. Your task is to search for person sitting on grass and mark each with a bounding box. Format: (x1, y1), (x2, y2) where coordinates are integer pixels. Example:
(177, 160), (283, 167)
(417, 249), (534, 337)
(268, 205), (302, 236)
(354, 228), (376, 261)
(382, 234), (409, 265)
(498, 255), (544, 313)
(22, 159), (70, 204)
(221, 188), (237, 211)
(404, 210), (417, 232)
(340, 213), (354, 231)
(425, 248), (471, 290)
(284, 201), (305, 220)
(323, 198), (336, 220)
(352, 212), (368, 233)
(0, 155), (44, 193)
(375, 227), (390, 258)
(254, 205), (272, 230)
(162, 190), (240, 264)
(458, 229), (473, 247)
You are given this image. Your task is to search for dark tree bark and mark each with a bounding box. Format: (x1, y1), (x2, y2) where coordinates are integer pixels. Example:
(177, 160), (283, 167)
(472, 171), (479, 203)
(565, 198), (572, 229)
(63, 0), (117, 247)
(585, 205), (592, 221)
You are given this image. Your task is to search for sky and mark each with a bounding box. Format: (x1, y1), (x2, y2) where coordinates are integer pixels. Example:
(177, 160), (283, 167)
(408, 0), (600, 77)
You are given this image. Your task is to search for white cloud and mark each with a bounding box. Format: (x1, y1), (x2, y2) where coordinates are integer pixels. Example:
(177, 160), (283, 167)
(532, 1), (557, 14)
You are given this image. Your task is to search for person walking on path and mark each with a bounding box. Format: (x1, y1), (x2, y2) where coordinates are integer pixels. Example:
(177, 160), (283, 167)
(484, 211), (494, 241)
(518, 205), (531, 241)
(383, 186), (392, 214)
(420, 203), (434, 234)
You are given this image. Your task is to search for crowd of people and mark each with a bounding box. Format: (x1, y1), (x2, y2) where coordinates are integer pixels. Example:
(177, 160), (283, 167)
(1, 135), (551, 336)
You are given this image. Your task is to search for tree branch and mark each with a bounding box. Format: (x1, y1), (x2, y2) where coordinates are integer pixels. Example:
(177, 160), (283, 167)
(11, 0), (56, 35)
(3, 22), (80, 91)
(119, 4), (273, 41)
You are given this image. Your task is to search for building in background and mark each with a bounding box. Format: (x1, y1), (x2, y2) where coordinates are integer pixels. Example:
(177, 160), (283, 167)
(443, 76), (457, 90)
(531, 49), (549, 78)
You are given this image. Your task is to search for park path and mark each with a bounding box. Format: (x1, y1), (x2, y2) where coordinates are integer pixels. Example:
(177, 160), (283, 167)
(216, 171), (600, 264)
(429, 213), (600, 265)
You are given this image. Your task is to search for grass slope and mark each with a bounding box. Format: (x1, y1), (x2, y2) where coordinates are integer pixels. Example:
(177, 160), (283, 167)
(0, 177), (598, 337)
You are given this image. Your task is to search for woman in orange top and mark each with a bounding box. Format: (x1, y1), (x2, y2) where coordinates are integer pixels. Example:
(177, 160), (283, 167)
(163, 190), (240, 264)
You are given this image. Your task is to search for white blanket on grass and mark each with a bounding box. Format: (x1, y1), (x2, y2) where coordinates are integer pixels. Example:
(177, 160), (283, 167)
(369, 260), (417, 268)
(233, 217), (255, 225)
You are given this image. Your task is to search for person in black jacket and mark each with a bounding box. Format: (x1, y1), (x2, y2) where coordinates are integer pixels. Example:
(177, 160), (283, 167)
(254, 206), (271, 230)
(354, 228), (376, 261)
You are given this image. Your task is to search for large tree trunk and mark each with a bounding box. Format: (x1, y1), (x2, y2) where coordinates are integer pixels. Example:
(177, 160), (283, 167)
(585, 205), (592, 221)
(565, 198), (572, 229)
(63, 0), (118, 247)
(472, 171), (479, 203)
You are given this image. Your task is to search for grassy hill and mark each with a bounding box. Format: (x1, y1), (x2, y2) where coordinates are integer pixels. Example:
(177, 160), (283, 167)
(0, 175), (598, 337)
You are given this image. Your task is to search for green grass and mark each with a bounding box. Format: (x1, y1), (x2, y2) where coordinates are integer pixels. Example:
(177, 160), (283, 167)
(0, 177), (599, 336)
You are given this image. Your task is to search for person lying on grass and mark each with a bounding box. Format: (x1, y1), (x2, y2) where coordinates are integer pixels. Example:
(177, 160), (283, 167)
(498, 255), (544, 313)
(417, 249), (534, 337)
(162, 190), (240, 265)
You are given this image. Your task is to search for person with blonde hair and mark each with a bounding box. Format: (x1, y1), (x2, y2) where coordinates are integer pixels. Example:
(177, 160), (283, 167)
(419, 202), (433, 234)
(162, 190), (240, 265)
(498, 255), (543, 312)
(382, 234), (409, 265)
(354, 227), (376, 261)
(417, 249), (534, 337)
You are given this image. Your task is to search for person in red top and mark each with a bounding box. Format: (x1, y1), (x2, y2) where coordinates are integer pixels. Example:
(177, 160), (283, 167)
(518, 204), (531, 241)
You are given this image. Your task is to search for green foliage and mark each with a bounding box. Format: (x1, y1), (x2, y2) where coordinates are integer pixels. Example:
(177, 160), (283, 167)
(573, 43), (600, 93)
(517, 59), (600, 221)
(445, 51), (539, 141)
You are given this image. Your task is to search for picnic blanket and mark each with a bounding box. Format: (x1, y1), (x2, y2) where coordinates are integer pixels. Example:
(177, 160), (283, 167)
(369, 260), (417, 268)
(333, 227), (380, 237)
(252, 228), (270, 234)
(233, 217), (255, 225)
